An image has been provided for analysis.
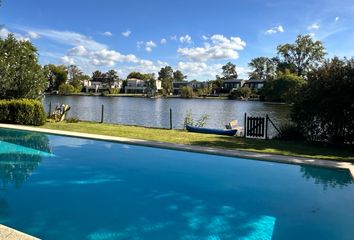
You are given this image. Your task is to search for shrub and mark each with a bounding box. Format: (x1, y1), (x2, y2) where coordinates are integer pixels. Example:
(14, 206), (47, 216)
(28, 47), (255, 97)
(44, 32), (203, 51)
(65, 117), (80, 123)
(58, 84), (76, 95)
(292, 57), (354, 144)
(229, 87), (252, 100)
(0, 99), (46, 126)
(275, 123), (305, 141)
(180, 86), (194, 98)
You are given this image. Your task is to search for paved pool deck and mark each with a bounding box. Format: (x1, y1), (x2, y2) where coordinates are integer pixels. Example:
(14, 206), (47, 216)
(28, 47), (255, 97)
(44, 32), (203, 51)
(1, 123), (353, 179)
(0, 225), (40, 240)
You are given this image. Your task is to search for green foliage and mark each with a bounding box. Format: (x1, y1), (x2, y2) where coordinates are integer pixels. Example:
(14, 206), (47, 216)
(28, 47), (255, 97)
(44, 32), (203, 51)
(108, 88), (119, 94)
(65, 117), (80, 123)
(277, 35), (326, 77)
(43, 64), (68, 92)
(274, 123), (305, 141)
(67, 65), (87, 92)
(184, 112), (209, 128)
(127, 71), (151, 80)
(248, 57), (277, 80)
(0, 34), (46, 99)
(180, 86), (194, 98)
(229, 87), (252, 100)
(0, 99), (46, 125)
(158, 66), (174, 94)
(173, 70), (187, 82)
(262, 71), (306, 103)
(58, 84), (76, 95)
(292, 57), (354, 144)
(222, 62), (238, 79)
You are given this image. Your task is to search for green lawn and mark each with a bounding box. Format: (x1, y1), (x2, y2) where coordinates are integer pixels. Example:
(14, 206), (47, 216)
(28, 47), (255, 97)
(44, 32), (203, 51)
(39, 121), (354, 162)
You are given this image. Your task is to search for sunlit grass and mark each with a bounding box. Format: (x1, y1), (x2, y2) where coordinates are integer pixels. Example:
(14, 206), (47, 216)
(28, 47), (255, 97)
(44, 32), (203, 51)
(39, 121), (354, 162)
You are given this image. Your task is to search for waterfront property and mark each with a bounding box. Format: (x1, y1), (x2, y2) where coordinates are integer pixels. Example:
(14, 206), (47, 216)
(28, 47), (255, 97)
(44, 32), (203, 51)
(84, 76), (122, 93)
(222, 78), (246, 93)
(125, 78), (162, 94)
(0, 127), (353, 240)
(244, 79), (266, 91)
(172, 81), (192, 95)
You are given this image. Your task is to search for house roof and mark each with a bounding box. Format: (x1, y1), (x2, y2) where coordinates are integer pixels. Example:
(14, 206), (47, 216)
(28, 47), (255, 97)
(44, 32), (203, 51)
(223, 79), (245, 83)
(246, 79), (266, 83)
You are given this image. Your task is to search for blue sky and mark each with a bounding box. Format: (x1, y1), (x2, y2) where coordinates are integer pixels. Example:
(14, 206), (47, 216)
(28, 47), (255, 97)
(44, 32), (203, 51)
(1, 0), (354, 80)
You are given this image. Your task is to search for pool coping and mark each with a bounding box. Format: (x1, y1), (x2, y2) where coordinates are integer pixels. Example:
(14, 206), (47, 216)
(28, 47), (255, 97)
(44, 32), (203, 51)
(0, 224), (40, 240)
(1, 123), (354, 180)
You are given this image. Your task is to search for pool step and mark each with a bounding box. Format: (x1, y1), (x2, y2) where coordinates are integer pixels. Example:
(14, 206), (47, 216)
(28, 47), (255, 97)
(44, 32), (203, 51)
(0, 225), (40, 240)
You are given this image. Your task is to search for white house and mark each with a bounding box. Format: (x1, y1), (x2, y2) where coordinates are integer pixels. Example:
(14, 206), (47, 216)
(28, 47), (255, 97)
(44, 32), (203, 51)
(125, 78), (162, 94)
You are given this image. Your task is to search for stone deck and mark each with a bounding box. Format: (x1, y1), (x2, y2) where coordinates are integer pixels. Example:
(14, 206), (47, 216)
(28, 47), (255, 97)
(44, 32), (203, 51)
(0, 225), (39, 240)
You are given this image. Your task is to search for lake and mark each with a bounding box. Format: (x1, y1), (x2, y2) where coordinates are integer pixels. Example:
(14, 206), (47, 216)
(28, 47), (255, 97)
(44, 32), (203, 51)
(43, 95), (290, 136)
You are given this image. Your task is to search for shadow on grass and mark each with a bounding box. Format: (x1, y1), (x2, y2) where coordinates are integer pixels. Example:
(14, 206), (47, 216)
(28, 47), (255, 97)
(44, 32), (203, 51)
(190, 136), (354, 162)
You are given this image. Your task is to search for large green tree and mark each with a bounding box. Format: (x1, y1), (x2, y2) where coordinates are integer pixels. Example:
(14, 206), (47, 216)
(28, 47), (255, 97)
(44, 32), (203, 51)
(173, 70), (187, 82)
(248, 57), (277, 80)
(222, 62), (238, 79)
(277, 35), (326, 77)
(0, 34), (46, 99)
(43, 64), (67, 92)
(158, 66), (174, 94)
(262, 71), (306, 103)
(67, 65), (87, 91)
(292, 57), (354, 144)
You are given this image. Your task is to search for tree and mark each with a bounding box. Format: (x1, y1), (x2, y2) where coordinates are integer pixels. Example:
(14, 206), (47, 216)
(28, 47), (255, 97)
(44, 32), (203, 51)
(262, 71), (306, 103)
(180, 86), (194, 98)
(173, 70), (187, 82)
(277, 35), (326, 77)
(222, 62), (238, 80)
(0, 34), (46, 99)
(127, 71), (149, 80)
(58, 83), (76, 95)
(67, 65), (86, 91)
(43, 64), (67, 92)
(229, 87), (252, 100)
(158, 66), (174, 94)
(106, 69), (119, 81)
(248, 57), (277, 80)
(292, 57), (354, 144)
(92, 70), (104, 78)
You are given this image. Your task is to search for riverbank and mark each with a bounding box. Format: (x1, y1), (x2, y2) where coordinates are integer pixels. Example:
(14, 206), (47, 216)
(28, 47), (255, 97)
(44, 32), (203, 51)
(45, 92), (230, 100)
(39, 121), (354, 162)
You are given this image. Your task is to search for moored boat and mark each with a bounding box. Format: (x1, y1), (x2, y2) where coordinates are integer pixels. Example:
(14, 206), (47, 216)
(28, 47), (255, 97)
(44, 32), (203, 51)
(186, 125), (237, 136)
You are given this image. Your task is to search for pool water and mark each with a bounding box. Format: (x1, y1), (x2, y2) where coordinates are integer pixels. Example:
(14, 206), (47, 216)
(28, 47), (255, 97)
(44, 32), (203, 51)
(0, 128), (353, 240)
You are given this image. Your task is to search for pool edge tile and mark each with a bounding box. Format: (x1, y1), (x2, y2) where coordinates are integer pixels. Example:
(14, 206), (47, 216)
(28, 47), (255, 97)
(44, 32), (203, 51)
(1, 123), (353, 180)
(0, 224), (40, 240)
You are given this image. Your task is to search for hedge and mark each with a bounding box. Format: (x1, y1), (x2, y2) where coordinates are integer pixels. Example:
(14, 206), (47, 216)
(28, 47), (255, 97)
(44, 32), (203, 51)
(0, 99), (46, 126)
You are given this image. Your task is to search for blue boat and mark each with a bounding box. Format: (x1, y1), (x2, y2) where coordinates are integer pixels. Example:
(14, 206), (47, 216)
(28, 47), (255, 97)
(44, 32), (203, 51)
(186, 125), (237, 136)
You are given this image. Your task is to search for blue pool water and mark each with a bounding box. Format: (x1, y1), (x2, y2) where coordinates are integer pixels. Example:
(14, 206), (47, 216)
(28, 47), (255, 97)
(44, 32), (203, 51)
(0, 128), (353, 240)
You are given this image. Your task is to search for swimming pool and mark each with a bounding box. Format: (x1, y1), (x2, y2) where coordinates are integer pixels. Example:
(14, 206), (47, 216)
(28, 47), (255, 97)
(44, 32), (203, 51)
(0, 128), (353, 240)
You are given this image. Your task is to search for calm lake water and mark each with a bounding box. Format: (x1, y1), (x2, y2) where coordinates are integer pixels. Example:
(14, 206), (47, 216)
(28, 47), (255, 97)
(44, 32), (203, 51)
(43, 96), (290, 135)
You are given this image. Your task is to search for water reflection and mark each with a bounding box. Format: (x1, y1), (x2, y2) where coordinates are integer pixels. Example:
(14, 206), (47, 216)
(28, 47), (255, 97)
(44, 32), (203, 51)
(301, 166), (353, 189)
(0, 129), (51, 188)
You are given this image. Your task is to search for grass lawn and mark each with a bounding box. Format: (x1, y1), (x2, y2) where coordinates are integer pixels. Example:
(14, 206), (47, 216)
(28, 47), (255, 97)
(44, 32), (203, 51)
(40, 121), (354, 162)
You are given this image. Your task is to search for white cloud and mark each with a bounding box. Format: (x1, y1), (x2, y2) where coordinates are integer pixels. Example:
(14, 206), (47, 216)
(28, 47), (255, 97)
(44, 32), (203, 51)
(170, 35), (177, 41)
(335, 16), (339, 22)
(61, 56), (75, 65)
(308, 23), (320, 31)
(179, 34), (192, 44)
(202, 35), (209, 40)
(121, 29), (131, 37)
(0, 27), (29, 41)
(68, 45), (88, 56)
(160, 38), (167, 44)
(25, 29), (106, 51)
(145, 41), (157, 52)
(27, 31), (40, 39)
(177, 34), (246, 62)
(103, 31), (113, 37)
(265, 25), (284, 35)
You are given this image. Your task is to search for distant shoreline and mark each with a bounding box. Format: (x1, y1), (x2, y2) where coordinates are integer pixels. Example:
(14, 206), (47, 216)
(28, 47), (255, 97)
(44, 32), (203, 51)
(43, 92), (262, 101)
